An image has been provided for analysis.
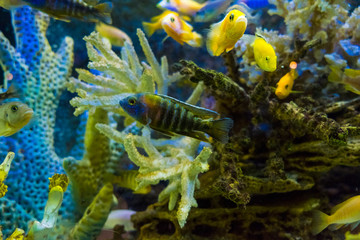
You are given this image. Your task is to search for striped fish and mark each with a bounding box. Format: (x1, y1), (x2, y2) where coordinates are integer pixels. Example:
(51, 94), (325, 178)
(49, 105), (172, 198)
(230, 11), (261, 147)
(23, 0), (112, 24)
(119, 93), (233, 143)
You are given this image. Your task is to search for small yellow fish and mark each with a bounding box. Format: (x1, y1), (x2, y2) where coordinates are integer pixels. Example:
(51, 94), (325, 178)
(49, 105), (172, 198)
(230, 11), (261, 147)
(311, 195), (360, 235)
(96, 23), (132, 47)
(157, 0), (206, 16)
(206, 7), (247, 56)
(329, 66), (360, 95)
(0, 102), (33, 137)
(253, 34), (277, 72)
(112, 170), (151, 194)
(143, 11), (202, 47)
(275, 61), (299, 100)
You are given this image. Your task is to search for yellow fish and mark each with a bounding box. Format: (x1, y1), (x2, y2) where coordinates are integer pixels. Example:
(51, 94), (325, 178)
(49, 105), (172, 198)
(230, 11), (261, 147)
(111, 170), (151, 194)
(206, 7), (247, 56)
(253, 34), (277, 72)
(157, 0), (206, 16)
(275, 61), (299, 100)
(312, 195), (360, 235)
(96, 23), (132, 47)
(329, 66), (360, 95)
(0, 102), (33, 137)
(143, 11), (202, 47)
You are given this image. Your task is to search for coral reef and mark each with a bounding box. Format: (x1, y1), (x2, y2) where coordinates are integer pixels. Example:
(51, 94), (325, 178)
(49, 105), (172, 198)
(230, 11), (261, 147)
(68, 28), (213, 229)
(0, 6), (73, 235)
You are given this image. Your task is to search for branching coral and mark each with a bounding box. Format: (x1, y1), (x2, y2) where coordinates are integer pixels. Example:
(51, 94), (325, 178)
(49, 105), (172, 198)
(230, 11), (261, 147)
(0, 152), (15, 198)
(68, 29), (180, 117)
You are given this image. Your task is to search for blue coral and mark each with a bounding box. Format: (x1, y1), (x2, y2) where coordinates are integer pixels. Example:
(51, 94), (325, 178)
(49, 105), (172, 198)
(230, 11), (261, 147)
(0, 6), (74, 235)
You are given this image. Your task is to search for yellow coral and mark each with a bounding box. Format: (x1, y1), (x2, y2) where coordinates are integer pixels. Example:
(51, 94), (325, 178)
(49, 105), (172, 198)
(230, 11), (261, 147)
(48, 173), (69, 192)
(5, 228), (24, 240)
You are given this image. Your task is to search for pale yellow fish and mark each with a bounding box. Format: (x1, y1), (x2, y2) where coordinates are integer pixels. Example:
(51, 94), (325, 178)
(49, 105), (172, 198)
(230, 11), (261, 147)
(275, 61), (299, 100)
(96, 23), (132, 47)
(311, 195), (360, 235)
(0, 102), (33, 137)
(206, 7), (247, 56)
(329, 66), (360, 95)
(112, 170), (151, 194)
(253, 34), (277, 72)
(0, 0), (25, 10)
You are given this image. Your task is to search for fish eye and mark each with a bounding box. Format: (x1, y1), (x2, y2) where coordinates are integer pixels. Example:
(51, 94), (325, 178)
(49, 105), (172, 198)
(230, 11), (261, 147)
(285, 84), (289, 89)
(11, 105), (18, 112)
(265, 56), (270, 61)
(229, 13), (234, 21)
(128, 97), (136, 106)
(170, 17), (175, 23)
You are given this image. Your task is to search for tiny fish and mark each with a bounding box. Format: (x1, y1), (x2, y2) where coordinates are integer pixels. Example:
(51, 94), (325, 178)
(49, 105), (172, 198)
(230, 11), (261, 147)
(22, 0), (113, 23)
(120, 93), (233, 143)
(143, 11), (202, 47)
(0, 101), (33, 137)
(275, 61), (299, 99)
(96, 23), (132, 47)
(253, 34), (277, 72)
(329, 66), (360, 95)
(312, 195), (360, 235)
(157, 0), (206, 16)
(206, 6), (247, 56)
(112, 170), (151, 194)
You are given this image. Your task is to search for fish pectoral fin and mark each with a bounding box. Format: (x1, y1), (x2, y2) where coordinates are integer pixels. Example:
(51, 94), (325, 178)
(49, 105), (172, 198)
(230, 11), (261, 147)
(350, 221), (360, 231)
(290, 90), (304, 94)
(156, 94), (219, 118)
(328, 224), (344, 231)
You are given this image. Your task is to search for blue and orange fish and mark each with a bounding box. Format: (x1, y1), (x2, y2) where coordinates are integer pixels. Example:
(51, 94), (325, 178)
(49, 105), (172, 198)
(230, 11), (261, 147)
(119, 93), (233, 143)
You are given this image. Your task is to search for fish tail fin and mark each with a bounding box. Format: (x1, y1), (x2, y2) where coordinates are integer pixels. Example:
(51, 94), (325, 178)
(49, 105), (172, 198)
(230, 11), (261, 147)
(311, 210), (329, 235)
(94, 2), (113, 24)
(142, 22), (157, 37)
(328, 66), (343, 83)
(206, 118), (233, 143)
(206, 22), (221, 56)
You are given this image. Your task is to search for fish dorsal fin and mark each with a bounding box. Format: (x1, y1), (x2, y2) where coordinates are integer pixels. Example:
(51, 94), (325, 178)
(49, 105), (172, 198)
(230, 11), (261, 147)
(331, 196), (360, 214)
(156, 94), (219, 118)
(255, 33), (268, 42)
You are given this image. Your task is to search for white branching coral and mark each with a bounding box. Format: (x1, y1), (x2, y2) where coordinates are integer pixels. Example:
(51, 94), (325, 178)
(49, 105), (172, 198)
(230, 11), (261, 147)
(97, 125), (212, 228)
(68, 28), (210, 228)
(68, 28), (180, 117)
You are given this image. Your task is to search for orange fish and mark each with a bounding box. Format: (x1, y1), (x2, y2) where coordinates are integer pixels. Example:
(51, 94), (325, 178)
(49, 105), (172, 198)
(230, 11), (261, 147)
(142, 11), (202, 47)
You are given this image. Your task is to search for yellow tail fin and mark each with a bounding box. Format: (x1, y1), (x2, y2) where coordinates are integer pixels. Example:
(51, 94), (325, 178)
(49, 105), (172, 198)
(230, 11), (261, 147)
(311, 210), (329, 235)
(142, 22), (157, 37)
